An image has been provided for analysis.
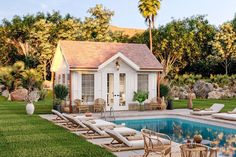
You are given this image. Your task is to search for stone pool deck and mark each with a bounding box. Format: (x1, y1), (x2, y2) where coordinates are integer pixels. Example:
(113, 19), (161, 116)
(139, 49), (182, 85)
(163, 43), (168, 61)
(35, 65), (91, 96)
(40, 109), (236, 157)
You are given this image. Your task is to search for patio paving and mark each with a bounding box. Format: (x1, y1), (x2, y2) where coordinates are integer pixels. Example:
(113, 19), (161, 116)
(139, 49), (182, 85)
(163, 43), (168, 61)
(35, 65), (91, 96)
(40, 109), (236, 157)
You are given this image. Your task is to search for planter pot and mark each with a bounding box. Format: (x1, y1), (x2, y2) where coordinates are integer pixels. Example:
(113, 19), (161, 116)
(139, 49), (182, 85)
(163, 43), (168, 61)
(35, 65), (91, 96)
(26, 103), (35, 115)
(53, 105), (61, 112)
(139, 102), (144, 111)
(167, 99), (173, 110)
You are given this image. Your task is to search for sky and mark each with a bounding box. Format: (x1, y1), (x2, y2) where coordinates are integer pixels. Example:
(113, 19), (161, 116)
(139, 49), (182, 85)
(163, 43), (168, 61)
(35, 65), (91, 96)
(0, 0), (236, 29)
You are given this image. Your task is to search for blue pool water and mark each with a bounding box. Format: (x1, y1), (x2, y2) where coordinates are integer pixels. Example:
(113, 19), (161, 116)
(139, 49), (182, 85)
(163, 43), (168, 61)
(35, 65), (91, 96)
(114, 118), (236, 156)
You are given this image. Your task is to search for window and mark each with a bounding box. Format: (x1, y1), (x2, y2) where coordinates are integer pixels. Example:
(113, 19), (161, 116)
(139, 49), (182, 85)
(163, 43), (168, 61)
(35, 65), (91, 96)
(62, 74), (65, 84)
(82, 74), (94, 102)
(138, 74), (148, 92)
(58, 74), (61, 84)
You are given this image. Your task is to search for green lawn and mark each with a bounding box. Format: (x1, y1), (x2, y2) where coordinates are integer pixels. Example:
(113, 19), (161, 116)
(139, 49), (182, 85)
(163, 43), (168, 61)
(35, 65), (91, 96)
(173, 98), (236, 112)
(0, 92), (115, 157)
(0, 91), (235, 157)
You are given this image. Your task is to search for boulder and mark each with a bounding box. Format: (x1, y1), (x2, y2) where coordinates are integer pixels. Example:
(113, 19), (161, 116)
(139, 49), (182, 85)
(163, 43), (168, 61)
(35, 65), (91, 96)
(170, 86), (180, 98)
(2, 90), (9, 98)
(179, 91), (188, 99)
(188, 93), (196, 99)
(208, 91), (223, 99)
(208, 90), (236, 99)
(223, 89), (236, 98)
(10, 88), (28, 101)
(193, 80), (214, 98)
(231, 86), (236, 93)
(0, 85), (5, 93)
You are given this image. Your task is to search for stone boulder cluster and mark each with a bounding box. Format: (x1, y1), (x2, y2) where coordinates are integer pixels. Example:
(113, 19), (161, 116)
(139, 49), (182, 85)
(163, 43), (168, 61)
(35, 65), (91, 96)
(170, 80), (236, 99)
(0, 85), (40, 102)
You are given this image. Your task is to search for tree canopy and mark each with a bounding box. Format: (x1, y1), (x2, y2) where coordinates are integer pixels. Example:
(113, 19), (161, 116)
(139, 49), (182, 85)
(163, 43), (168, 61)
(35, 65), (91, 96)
(0, 5), (122, 80)
(0, 5), (236, 81)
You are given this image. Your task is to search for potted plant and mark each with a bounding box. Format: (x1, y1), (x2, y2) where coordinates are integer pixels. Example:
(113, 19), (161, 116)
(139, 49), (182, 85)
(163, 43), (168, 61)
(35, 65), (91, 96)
(167, 96), (173, 110)
(22, 69), (42, 115)
(25, 90), (40, 115)
(158, 84), (172, 109)
(133, 90), (148, 111)
(53, 84), (68, 112)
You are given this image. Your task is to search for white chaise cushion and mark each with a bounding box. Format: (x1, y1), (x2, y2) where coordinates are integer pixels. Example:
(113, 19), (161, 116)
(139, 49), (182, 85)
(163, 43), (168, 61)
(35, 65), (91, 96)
(210, 103), (224, 112)
(212, 113), (236, 121)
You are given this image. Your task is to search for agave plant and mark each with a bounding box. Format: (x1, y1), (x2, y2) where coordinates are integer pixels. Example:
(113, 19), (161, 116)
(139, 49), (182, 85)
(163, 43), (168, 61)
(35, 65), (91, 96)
(54, 84), (68, 100)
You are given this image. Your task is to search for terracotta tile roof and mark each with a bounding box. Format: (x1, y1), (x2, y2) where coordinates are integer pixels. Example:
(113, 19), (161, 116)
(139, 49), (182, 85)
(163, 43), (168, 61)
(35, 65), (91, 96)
(59, 40), (163, 70)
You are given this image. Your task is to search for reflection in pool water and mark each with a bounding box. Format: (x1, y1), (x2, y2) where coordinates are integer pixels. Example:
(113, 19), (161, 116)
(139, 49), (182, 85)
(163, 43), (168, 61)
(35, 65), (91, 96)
(114, 118), (236, 156)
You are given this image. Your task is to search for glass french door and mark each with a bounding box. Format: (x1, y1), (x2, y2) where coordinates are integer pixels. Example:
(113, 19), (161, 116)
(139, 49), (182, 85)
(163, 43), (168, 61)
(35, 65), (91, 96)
(106, 72), (126, 110)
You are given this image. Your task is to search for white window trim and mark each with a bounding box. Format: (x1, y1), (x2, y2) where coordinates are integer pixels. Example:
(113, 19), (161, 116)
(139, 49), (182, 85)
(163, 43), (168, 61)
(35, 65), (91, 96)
(137, 73), (149, 92)
(81, 73), (95, 104)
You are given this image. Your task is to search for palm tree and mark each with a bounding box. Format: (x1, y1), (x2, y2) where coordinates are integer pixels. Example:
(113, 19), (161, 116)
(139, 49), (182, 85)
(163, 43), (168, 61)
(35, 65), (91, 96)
(138, 0), (161, 52)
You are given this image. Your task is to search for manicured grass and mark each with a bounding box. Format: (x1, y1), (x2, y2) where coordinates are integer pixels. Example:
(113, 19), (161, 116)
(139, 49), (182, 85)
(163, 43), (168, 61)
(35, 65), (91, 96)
(173, 98), (236, 112)
(0, 91), (115, 157)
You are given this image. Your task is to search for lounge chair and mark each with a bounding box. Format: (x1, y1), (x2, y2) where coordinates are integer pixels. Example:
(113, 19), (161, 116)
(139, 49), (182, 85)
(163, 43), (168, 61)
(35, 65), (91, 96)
(62, 114), (116, 131)
(62, 114), (89, 131)
(142, 129), (171, 157)
(94, 98), (106, 113)
(74, 115), (94, 121)
(74, 99), (89, 113)
(212, 108), (236, 121)
(102, 129), (144, 152)
(80, 121), (137, 139)
(190, 103), (224, 115)
(51, 109), (68, 123)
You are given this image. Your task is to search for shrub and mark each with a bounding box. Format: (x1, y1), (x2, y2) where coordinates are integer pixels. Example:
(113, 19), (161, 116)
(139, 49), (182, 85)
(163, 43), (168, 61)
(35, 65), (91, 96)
(22, 69), (43, 92)
(209, 74), (233, 87)
(157, 84), (170, 98)
(0, 66), (14, 91)
(39, 89), (47, 100)
(54, 84), (68, 100)
(171, 74), (202, 86)
(133, 90), (148, 104)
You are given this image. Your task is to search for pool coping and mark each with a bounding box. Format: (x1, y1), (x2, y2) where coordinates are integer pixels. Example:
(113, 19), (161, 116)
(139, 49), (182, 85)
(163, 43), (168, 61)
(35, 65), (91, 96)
(113, 113), (236, 130)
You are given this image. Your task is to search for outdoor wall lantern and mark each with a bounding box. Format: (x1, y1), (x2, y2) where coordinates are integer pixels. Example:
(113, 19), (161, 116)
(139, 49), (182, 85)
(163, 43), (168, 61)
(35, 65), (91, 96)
(116, 60), (120, 70)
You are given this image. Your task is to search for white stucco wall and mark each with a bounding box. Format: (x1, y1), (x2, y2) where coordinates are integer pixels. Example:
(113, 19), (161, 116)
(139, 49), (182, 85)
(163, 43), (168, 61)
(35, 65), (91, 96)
(52, 45), (69, 86)
(70, 59), (157, 110)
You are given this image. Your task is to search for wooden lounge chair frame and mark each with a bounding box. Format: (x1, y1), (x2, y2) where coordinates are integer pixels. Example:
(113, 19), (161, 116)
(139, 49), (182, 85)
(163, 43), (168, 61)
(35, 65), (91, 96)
(102, 130), (143, 152)
(80, 121), (136, 139)
(59, 114), (89, 132)
(80, 121), (110, 139)
(51, 109), (68, 123)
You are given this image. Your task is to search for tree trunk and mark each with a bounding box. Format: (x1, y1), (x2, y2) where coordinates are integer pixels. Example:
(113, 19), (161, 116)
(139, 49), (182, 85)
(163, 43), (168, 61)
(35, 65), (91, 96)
(225, 60), (228, 75)
(152, 15), (155, 29)
(149, 19), (153, 53)
(43, 62), (47, 81)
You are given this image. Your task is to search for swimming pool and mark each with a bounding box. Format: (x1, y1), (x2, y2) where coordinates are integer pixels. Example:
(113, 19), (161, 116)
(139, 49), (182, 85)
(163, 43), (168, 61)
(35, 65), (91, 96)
(114, 117), (236, 156)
